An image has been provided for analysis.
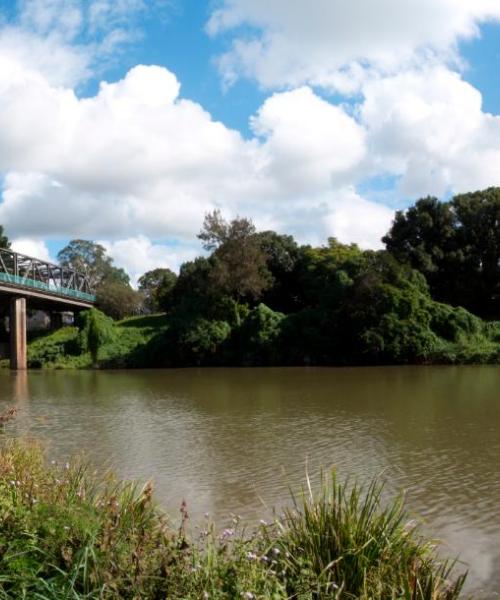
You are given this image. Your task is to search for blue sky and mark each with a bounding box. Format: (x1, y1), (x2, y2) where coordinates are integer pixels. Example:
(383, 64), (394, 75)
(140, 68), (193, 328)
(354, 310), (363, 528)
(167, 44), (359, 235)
(0, 0), (499, 282)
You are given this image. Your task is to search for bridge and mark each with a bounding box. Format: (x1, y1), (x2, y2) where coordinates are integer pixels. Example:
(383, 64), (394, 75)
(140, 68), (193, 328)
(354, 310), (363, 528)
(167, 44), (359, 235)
(0, 248), (96, 370)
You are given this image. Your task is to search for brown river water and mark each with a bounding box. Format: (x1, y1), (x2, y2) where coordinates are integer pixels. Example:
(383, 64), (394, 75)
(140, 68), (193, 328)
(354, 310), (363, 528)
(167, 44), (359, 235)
(0, 366), (499, 597)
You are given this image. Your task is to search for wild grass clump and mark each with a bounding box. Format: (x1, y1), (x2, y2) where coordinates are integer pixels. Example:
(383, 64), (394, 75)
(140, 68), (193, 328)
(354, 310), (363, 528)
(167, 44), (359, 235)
(259, 474), (467, 599)
(0, 438), (467, 599)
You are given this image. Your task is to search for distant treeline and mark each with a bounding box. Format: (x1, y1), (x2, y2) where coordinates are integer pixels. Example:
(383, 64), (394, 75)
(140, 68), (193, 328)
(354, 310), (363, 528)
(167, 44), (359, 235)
(20, 187), (500, 368)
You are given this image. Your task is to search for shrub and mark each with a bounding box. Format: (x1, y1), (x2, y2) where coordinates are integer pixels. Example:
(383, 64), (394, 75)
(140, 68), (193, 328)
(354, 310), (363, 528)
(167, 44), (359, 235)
(235, 303), (285, 365)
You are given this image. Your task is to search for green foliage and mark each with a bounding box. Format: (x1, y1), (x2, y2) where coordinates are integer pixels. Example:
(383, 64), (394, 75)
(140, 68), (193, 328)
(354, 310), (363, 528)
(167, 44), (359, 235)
(27, 314), (169, 370)
(255, 231), (301, 312)
(0, 439), (466, 599)
(138, 268), (177, 313)
(28, 327), (80, 368)
(77, 309), (115, 365)
(234, 304), (285, 365)
(166, 317), (231, 365)
(24, 198), (500, 369)
(384, 188), (500, 317)
(95, 280), (142, 320)
(261, 474), (466, 599)
(198, 210), (270, 301)
(57, 240), (129, 290)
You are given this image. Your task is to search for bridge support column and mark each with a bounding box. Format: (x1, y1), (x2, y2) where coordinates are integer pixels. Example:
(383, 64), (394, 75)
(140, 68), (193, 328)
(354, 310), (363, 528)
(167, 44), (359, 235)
(10, 297), (26, 371)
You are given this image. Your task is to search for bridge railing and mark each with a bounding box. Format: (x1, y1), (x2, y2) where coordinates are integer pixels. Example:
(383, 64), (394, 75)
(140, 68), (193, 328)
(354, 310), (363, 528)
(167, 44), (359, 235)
(0, 248), (96, 303)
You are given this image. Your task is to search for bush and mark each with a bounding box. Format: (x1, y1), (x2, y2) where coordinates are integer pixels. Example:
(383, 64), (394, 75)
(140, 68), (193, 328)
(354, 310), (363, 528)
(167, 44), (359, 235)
(166, 317), (232, 366)
(235, 303), (285, 365)
(27, 327), (80, 368)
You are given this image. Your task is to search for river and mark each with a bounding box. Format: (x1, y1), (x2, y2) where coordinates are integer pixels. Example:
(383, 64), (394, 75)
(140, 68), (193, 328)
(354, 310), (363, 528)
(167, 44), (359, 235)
(0, 366), (499, 597)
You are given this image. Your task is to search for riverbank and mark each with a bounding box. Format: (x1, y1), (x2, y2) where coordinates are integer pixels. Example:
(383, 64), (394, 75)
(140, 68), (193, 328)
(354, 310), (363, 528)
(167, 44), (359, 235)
(16, 308), (500, 370)
(0, 436), (466, 599)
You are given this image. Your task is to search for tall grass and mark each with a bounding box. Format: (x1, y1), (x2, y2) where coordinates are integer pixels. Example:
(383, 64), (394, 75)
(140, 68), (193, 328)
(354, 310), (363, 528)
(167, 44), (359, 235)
(0, 439), (467, 599)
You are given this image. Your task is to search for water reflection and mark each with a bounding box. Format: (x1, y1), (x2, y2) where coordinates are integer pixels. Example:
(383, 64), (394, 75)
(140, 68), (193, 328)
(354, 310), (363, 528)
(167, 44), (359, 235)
(0, 367), (499, 597)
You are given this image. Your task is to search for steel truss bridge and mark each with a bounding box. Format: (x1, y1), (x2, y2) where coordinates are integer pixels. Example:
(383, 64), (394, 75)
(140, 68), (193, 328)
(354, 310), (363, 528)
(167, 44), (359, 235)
(0, 248), (96, 370)
(0, 248), (95, 304)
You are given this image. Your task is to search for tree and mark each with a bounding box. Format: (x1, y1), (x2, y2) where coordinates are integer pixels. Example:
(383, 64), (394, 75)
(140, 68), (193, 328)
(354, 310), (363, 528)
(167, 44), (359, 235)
(57, 240), (129, 289)
(198, 210), (270, 301)
(77, 309), (115, 366)
(95, 281), (142, 321)
(138, 268), (177, 313)
(383, 189), (500, 317)
(0, 225), (10, 250)
(254, 231), (301, 312)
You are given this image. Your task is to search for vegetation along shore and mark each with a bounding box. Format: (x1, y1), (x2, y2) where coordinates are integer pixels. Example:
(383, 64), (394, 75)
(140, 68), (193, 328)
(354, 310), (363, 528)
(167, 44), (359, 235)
(4, 187), (498, 369)
(0, 433), (467, 599)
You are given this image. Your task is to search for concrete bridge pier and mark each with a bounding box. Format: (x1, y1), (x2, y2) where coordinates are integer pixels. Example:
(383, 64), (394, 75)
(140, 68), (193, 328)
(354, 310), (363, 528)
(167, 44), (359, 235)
(10, 297), (26, 370)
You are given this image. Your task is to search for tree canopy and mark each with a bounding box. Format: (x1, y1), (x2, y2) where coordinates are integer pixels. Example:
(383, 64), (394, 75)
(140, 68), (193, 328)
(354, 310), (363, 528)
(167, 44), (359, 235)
(138, 268), (177, 313)
(383, 188), (500, 317)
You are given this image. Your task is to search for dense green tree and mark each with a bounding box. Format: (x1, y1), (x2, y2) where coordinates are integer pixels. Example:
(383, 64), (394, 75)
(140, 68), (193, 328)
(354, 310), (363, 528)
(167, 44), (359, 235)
(234, 303), (285, 365)
(198, 211), (270, 302)
(255, 231), (301, 312)
(58, 240), (137, 318)
(95, 281), (142, 321)
(58, 240), (129, 289)
(165, 316), (231, 366)
(452, 188), (500, 316)
(383, 188), (500, 317)
(293, 238), (366, 310)
(138, 268), (177, 313)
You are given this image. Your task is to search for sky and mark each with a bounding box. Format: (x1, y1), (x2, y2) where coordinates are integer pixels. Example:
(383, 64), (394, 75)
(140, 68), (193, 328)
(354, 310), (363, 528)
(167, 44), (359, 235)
(0, 0), (500, 285)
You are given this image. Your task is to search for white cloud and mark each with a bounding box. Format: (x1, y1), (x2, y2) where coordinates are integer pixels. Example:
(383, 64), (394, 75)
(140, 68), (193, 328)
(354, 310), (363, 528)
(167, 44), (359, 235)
(208, 0), (500, 92)
(11, 237), (52, 262)
(322, 188), (394, 249)
(360, 66), (500, 196)
(251, 87), (366, 194)
(0, 0), (169, 87)
(1, 22), (500, 277)
(99, 236), (200, 286)
(0, 61), (381, 249)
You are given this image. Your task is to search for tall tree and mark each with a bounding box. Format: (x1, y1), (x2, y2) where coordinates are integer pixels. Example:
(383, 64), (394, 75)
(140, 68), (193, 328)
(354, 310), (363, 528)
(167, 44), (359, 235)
(383, 188), (500, 317)
(198, 210), (270, 301)
(254, 231), (301, 312)
(138, 268), (177, 313)
(58, 240), (136, 319)
(57, 240), (128, 288)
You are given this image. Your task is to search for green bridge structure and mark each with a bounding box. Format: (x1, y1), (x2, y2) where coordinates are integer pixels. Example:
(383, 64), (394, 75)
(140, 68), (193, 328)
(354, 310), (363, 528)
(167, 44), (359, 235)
(0, 248), (96, 370)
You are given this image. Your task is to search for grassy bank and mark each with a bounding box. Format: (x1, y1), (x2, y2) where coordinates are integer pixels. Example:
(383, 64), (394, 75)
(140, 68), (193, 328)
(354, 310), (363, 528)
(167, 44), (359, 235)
(25, 314), (169, 369)
(22, 308), (500, 370)
(0, 438), (467, 599)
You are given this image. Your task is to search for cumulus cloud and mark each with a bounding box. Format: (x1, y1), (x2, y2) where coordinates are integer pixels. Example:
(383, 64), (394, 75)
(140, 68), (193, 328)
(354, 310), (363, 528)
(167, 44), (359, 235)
(2, 0), (500, 279)
(99, 236), (200, 286)
(0, 60), (387, 252)
(208, 0), (500, 91)
(360, 66), (500, 196)
(251, 87), (366, 193)
(10, 237), (52, 262)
